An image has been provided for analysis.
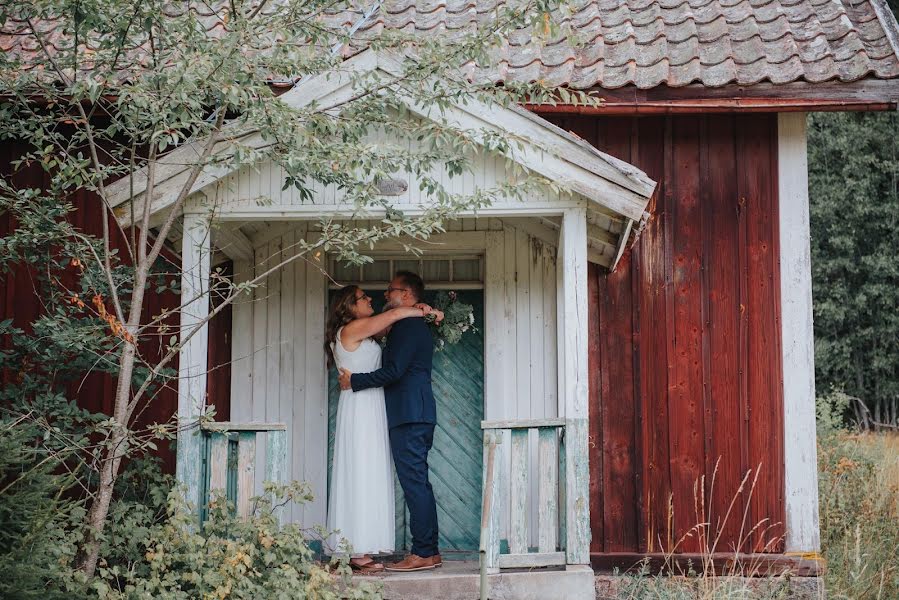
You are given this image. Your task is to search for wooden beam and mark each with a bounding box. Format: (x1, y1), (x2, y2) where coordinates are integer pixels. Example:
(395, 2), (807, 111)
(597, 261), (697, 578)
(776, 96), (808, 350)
(559, 207), (591, 565)
(590, 552), (824, 577)
(501, 217), (559, 247)
(212, 224), (254, 262)
(529, 78), (899, 115)
(777, 113), (821, 553)
(610, 218), (634, 272)
(201, 421), (287, 432)
(498, 552), (566, 569)
(175, 210), (212, 517)
(215, 202), (578, 221)
(481, 418), (566, 429)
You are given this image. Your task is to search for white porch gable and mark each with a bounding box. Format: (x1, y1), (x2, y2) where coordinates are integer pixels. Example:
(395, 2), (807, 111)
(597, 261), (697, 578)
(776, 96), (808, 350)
(107, 49), (656, 268)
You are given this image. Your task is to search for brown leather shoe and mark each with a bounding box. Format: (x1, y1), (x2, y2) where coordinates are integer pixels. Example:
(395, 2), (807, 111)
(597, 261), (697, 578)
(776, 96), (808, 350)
(385, 554), (438, 572)
(429, 554), (442, 568)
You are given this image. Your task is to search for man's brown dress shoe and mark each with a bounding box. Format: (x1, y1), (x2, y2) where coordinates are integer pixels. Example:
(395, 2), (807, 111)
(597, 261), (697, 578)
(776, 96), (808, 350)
(385, 553), (440, 572)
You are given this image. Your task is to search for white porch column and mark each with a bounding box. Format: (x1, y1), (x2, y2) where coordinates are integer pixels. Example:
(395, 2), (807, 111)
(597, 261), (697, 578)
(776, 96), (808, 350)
(777, 112), (821, 554)
(559, 207), (591, 564)
(175, 208), (212, 512)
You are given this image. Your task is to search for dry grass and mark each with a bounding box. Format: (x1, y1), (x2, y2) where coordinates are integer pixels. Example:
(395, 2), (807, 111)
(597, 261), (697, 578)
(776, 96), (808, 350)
(614, 461), (815, 599)
(818, 432), (899, 600)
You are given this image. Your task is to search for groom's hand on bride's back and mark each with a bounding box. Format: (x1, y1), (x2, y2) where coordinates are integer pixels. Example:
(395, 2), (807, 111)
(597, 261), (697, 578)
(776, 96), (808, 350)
(338, 368), (353, 390)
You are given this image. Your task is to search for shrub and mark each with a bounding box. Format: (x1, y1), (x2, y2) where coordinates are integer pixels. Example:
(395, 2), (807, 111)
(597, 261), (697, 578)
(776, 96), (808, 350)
(93, 481), (381, 600)
(0, 416), (86, 599)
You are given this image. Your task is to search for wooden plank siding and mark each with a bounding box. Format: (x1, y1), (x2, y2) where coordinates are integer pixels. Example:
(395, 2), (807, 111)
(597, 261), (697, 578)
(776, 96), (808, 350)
(0, 140), (231, 475)
(539, 114), (786, 555)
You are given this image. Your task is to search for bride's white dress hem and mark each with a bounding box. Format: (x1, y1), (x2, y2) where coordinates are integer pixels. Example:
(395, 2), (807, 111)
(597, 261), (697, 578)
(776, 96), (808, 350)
(327, 327), (395, 556)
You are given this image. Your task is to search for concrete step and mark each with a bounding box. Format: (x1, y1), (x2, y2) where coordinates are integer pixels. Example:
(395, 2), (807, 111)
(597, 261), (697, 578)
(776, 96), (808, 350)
(356, 560), (594, 600)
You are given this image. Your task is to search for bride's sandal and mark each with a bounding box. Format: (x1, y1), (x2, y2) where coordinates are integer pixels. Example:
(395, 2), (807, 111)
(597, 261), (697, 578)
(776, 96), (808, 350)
(350, 557), (385, 574)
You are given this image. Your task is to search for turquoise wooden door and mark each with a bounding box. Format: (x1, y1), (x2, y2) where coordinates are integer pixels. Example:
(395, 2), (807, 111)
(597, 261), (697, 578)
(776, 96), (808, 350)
(327, 290), (484, 554)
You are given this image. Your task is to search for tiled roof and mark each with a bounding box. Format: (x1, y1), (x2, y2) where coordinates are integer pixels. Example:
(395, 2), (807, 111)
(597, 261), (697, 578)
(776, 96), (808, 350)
(3, 0), (899, 90)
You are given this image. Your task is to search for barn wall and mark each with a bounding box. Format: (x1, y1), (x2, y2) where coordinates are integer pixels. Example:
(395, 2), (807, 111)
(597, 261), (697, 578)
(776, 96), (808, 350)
(0, 141), (231, 474)
(540, 114), (786, 555)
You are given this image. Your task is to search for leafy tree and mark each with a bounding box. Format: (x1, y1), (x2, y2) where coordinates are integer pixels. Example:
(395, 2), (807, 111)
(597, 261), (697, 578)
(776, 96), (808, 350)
(0, 0), (592, 579)
(807, 111), (899, 429)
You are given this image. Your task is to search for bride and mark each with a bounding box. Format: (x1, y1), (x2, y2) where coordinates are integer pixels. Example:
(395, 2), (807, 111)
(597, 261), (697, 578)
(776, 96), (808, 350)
(324, 285), (441, 573)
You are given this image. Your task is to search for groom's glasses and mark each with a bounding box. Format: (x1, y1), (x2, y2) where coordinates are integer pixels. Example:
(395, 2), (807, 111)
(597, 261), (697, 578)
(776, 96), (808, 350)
(386, 286), (408, 294)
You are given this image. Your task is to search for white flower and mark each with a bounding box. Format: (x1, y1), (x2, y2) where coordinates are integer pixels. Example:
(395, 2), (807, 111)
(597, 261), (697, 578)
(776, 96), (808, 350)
(468, 313), (475, 325)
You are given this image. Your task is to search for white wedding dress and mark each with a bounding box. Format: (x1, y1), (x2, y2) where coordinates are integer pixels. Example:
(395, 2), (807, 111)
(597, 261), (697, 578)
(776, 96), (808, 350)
(327, 327), (395, 556)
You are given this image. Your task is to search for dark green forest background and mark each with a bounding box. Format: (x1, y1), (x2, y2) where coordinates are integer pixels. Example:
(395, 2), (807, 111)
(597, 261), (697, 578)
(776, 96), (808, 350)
(807, 0), (899, 428)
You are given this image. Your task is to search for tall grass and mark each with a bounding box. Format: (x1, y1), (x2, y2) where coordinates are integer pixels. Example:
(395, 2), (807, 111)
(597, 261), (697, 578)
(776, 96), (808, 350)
(611, 461), (809, 600)
(817, 431), (899, 600)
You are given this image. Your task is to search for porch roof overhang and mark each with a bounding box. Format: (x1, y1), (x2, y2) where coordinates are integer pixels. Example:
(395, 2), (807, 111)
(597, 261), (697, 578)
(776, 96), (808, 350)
(107, 50), (657, 270)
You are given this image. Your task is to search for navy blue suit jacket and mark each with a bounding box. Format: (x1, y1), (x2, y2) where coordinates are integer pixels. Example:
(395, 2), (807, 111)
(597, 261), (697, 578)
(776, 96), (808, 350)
(350, 317), (436, 429)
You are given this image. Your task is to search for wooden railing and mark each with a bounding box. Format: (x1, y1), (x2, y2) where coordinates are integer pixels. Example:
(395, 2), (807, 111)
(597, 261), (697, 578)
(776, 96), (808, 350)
(480, 418), (567, 576)
(200, 422), (286, 521)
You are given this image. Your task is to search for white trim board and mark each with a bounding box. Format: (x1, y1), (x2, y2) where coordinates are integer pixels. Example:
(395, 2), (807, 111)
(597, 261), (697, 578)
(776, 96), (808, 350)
(777, 112), (821, 554)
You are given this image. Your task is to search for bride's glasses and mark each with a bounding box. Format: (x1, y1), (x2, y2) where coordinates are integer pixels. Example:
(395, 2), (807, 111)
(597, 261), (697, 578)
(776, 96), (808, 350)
(355, 293), (371, 303)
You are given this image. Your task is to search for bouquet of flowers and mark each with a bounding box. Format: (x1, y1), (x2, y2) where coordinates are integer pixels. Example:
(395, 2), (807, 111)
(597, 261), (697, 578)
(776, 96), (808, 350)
(425, 290), (477, 351)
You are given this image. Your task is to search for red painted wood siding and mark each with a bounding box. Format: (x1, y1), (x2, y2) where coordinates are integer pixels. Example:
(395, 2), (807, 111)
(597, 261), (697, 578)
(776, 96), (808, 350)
(0, 141), (231, 473)
(542, 114), (786, 555)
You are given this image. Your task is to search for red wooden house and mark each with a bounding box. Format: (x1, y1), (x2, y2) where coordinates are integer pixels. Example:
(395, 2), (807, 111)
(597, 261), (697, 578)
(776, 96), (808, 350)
(3, 1), (899, 597)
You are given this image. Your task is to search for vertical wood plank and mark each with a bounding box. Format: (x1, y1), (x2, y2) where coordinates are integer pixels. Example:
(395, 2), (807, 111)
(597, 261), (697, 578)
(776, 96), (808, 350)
(560, 207), (590, 565)
(740, 114), (785, 552)
(538, 427), (559, 553)
(587, 262), (604, 552)
(640, 117), (673, 552)
(303, 233), (328, 529)
(668, 115), (705, 553)
(482, 429), (504, 572)
(705, 115), (745, 551)
(237, 432), (257, 519)
(484, 232), (505, 421)
(543, 244), (558, 418)
(602, 250), (639, 552)
(291, 224), (308, 524)
(510, 429), (529, 554)
(278, 231), (295, 521)
(176, 208), (211, 515)
(266, 430), (286, 522)
(777, 113), (820, 553)
(230, 259), (254, 422)
(598, 118), (640, 553)
(208, 431), (229, 495)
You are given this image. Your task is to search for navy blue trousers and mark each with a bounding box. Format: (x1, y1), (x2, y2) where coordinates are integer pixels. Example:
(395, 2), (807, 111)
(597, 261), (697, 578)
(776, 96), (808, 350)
(389, 423), (439, 557)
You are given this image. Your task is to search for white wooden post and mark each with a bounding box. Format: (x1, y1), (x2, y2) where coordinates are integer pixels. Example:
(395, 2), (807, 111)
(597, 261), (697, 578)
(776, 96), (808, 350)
(559, 207), (591, 565)
(777, 113), (821, 554)
(175, 208), (212, 514)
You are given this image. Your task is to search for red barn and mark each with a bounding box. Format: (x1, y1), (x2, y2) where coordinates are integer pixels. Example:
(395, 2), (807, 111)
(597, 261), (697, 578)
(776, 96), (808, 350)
(3, 1), (899, 597)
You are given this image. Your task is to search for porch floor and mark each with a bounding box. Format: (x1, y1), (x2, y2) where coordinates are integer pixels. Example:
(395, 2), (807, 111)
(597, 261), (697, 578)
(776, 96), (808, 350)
(355, 560), (594, 600)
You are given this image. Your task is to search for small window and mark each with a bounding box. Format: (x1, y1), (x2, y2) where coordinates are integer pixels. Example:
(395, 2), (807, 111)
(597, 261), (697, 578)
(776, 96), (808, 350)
(363, 260), (391, 281)
(452, 258), (480, 281)
(422, 260), (449, 281)
(329, 255), (483, 288)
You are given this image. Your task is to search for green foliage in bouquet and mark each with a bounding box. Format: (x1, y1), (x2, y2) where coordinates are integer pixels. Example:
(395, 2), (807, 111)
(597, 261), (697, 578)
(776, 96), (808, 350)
(426, 291), (477, 351)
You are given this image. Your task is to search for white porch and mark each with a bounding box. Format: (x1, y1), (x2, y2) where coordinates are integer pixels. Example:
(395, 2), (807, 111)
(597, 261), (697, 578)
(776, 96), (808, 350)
(106, 50), (656, 594)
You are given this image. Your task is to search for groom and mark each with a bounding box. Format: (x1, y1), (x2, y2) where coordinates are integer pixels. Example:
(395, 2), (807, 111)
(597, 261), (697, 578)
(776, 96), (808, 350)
(337, 270), (441, 571)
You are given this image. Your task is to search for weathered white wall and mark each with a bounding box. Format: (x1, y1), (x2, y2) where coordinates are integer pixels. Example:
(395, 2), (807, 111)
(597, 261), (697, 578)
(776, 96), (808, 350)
(230, 222), (328, 526)
(229, 219), (559, 535)
(210, 125), (520, 211)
